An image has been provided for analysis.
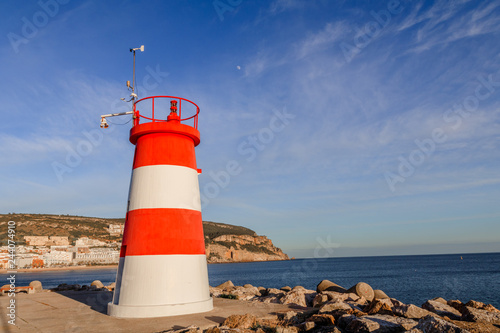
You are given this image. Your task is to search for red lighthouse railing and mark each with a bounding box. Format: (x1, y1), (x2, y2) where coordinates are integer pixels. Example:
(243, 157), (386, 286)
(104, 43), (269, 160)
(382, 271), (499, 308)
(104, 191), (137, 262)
(132, 96), (200, 129)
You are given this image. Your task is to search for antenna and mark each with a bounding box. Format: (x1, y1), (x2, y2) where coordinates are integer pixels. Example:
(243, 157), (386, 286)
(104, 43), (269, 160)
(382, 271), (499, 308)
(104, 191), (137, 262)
(99, 45), (144, 129)
(129, 45), (144, 102)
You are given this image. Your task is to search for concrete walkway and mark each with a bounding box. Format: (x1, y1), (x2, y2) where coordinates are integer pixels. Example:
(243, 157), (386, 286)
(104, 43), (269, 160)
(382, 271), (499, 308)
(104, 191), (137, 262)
(0, 291), (296, 332)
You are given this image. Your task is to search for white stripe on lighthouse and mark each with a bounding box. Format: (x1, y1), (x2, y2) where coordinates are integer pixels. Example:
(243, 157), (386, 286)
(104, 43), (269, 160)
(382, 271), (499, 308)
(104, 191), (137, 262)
(128, 165), (201, 212)
(109, 254), (213, 318)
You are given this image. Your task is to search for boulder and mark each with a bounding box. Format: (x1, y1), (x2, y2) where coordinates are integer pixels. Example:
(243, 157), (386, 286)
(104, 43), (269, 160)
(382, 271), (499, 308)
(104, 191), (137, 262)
(447, 299), (464, 312)
(299, 321), (315, 331)
(106, 282), (116, 291)
(347, 282), (374, 302)
(346, 314), (418, 332)
(266, 288), (286, 297)
(29, 280), (43, 292)
(431, 297), (448, 305)
(292, 286), (305, 291)
(373, 289), (390, 300)
(275, 327), (299, 333)
(364, 298), (394, 315)
(163, 325), (200, 333)
(280, 286), (292, 292)
(221, 314), (256, 329)
(216, 280), (234, 289)
(393, 304), (434, 319)
(91, 280), (104, 289)
(465, 300), (500, 313)
(322, 291), (366, 305)
(319, 301), (357, 314)
(281, 290), (307, 307)
(312, 293), (329, 307)
(461, 306), (500, 325)
(409, 314), (470, 333)
(277, 310), (300, 325)
(316, 280), (347, 293)
(306, 313), (335, 326)
(243, 284), (254, 288)
(422, 299), (462, 320)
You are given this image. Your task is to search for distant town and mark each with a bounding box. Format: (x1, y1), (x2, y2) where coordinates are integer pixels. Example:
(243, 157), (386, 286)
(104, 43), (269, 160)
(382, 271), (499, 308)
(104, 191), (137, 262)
(0, 224), (123, 269)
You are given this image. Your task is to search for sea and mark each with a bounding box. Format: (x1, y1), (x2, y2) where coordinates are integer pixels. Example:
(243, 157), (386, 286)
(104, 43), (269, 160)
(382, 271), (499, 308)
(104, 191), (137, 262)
(2, 252), (499, 308)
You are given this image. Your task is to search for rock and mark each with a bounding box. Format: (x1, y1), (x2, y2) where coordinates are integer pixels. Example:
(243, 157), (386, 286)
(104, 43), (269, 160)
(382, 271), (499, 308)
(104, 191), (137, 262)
(300, 321), (316, 331)
(277, 310), (300, 324)
(322, 291), (366, 305)
(410, 315), (470, 333)
(373, 289), (390, 300)
(347, 282), (374, 302)
(389, 298), (406, 308)
(29, 280), (43, 292)
(306, 314), (335, 326)
(316, 280), (347, 293)
(221, 314), (256, 329)
(266, 288), (286, 297)
(275, 327), (299, 333)
(257, 286), (266, 293)
(313, 294), (329, 307)
(91, 280), (104, 289)
(216, 280), (234, 289)
(448, 300), (464, 312)
(243, 284), (254, 288)
(205, 327), (220, 333)
(160, 325), (200, 333)
(393, 304), (434, 319)
(281, 290), (307, 307)
(106, 282), (116, 291)
(230, 286), (261, 300)
(319, 301), (357, 314)
(465, 300), (500, 313)
(346, 314), (418, 332)
(422, 299), (462, 320)
(281, 286), (292, 292)
(461, 306), (500, 325)
(292, 286), (305, 291)
(432, 297), (448, 305)
(364, 298), (394, 315)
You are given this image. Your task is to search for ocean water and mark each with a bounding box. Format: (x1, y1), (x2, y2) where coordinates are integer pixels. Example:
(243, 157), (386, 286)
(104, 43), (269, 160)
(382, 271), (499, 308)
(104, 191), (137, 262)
(2, 252), (499, 308)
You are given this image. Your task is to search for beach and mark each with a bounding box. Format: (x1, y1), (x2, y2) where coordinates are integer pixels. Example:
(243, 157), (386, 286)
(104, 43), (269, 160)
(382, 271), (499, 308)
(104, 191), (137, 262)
(0, 264), (118, 274)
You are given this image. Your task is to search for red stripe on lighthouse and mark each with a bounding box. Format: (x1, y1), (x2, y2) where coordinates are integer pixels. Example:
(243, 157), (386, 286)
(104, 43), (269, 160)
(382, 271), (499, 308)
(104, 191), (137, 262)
(120, 208), (206, 256)
(132, 133), (198, 169)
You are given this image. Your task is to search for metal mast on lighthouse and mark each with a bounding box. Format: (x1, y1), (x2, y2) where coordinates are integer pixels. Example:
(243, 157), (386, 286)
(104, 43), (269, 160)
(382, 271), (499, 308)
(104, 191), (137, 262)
(101, 46), (213, 318)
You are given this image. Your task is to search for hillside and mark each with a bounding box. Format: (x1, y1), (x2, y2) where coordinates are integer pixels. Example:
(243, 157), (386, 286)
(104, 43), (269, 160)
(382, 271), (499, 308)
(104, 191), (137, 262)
(0, 213), (288, 263)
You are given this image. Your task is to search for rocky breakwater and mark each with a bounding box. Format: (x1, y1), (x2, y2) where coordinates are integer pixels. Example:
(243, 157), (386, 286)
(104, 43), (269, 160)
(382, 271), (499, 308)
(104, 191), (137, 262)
(206, 234), (289, 263)
(200, 279), (500, 333)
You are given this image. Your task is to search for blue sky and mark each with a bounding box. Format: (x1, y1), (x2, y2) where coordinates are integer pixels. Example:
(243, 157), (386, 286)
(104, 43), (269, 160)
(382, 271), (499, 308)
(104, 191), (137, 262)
(1, 0), (500, 258)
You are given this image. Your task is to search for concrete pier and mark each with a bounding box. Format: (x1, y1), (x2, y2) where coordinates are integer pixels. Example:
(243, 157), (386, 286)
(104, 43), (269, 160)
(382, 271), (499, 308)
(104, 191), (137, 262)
(0, 291), (295, 332)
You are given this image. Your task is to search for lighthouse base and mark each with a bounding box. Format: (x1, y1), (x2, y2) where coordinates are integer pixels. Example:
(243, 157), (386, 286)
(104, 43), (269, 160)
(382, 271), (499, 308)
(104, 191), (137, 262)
(108, 254), (213, 318)
(107, 297), (213, 318)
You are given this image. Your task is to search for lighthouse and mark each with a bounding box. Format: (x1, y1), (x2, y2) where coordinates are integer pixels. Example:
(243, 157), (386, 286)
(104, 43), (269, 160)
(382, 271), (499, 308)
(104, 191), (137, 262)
(105, 96), (213, 318)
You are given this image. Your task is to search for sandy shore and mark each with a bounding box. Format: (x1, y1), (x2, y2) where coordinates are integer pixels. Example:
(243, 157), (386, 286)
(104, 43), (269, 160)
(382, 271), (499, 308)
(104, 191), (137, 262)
(0, 264), (118, 274)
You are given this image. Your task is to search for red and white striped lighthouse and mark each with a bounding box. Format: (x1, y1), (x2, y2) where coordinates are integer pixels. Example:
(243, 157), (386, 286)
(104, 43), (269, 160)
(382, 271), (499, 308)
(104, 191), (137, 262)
(107, 96), (213, 318)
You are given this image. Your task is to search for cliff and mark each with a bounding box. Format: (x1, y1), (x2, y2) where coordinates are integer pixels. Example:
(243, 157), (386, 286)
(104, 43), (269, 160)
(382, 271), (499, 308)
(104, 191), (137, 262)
(0, 214), (289, 263)
(205, 234), (289, 263)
